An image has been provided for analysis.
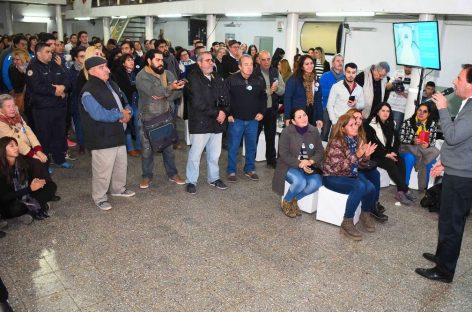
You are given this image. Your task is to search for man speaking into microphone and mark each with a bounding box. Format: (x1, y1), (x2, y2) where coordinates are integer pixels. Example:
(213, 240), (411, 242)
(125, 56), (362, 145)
(415, 64), (472, 283)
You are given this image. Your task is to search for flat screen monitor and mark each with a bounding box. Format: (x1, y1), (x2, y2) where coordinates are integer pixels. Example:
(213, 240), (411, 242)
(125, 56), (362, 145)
(393, 21), (441, 70)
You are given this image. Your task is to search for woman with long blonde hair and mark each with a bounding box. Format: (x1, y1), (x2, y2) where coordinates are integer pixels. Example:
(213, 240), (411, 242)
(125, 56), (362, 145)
(277, 59), (292, 83)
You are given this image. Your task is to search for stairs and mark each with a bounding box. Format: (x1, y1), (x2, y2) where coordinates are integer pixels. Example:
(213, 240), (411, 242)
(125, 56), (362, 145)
(111, 17), (146, 43)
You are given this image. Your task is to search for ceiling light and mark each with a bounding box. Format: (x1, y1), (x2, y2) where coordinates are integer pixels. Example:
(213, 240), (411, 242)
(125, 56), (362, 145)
(316, 12), (375, 17)
(157, 14), (182, 18)
(112, 16), (128, 19)
(225, 13), (262, 17)
(75, 17), (92, 20)
(23, 16), (51, 23)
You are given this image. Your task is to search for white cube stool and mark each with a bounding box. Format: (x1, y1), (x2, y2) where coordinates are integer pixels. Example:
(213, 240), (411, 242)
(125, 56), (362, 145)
(377, 168), (391, 188)
(316, 186), (361, 226)
(282, 181), (318, 213)
(242, 132), (279, 162)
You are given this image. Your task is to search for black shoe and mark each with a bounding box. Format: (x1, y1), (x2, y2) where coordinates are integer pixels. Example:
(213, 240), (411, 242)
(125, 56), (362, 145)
(371, 206), (388, 222)
(0, 301), (14, 312)
(50, 195), (61, 202)
(0, 231), (6, 238)
(267, 161), (277, 169)
(415, 267), (452, 283)
(186, 183), (196, 194)
(376, 202), (386, 214)
(209, 179), (228, 190)
(423, 252), (439, 264)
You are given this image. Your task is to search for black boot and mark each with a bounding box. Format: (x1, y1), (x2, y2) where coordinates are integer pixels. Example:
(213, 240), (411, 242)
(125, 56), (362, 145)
(371, 204), (388, 222)
(376, 202), (386, 214)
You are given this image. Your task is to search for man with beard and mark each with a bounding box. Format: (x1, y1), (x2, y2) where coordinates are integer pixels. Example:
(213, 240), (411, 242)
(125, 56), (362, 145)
(136, 49), (185, 189)
(327, 62), (365, 125)
(320, 53), (344, 140)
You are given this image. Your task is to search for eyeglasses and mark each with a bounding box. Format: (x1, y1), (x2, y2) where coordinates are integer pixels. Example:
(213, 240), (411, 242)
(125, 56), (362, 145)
(417, 109), (429, 113)
(202, 58), (213, 63)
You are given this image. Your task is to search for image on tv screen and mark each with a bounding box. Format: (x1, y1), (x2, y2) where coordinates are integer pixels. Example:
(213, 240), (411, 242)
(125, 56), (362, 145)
(393, 21), (441, 70)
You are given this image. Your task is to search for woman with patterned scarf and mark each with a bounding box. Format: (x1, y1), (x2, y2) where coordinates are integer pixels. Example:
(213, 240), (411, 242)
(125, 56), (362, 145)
(284, 55), (323, 128)
(399, 104), (440, 191)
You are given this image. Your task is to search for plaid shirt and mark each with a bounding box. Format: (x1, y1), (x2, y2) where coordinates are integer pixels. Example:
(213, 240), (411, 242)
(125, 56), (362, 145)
(399, 117), (439, 146)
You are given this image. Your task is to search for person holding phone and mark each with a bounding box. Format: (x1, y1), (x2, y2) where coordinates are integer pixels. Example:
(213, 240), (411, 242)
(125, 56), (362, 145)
(399, 104), (440, 191)
(327, 62), (365, 125)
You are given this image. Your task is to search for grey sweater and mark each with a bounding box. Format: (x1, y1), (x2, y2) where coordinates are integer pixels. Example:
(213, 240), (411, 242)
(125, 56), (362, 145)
(438, 98), (472, 178)
(136, 67), (182, 120)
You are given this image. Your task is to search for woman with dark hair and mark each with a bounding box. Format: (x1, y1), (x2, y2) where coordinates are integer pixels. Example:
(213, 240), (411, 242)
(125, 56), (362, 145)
(365, 103), (414, 205)
(313, 47), (330, 78)
(27, 35), (37, 57)
(399, 103), (440, 191)
(284, 55), (323, 128)
(271, 47), (285, 68)
(272, 107), (323, 218)
(248, 45), (258, 61)
(111, 53), (142, 157)
(323, 113), (377, 241)
(177, 48), (196, 80)
(0, 137), (55, 222)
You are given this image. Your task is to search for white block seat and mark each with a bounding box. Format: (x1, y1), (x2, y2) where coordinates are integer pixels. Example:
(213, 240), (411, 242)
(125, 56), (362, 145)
(282, 181), (318, 214)
(377, 167), (391, 188)
(242, 131), (279, 162)
(316, 186), (361, 226)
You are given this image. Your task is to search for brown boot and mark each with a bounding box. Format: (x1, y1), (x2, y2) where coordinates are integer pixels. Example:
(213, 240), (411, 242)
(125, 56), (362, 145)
(340, 218), (362, 241)
(360, 212), (375, 232)
(291, 199), (302, 216)
(281, 199), (297, 218)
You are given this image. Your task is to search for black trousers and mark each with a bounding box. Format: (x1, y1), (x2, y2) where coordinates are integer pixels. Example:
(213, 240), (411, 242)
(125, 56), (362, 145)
(32, 107), (67, 165)
(435, 174), (472, 278)
(257, 107), (278, 164)
(0, 277), (8, 302)
(1, 181), (57, 219)
(375, 156), (408, 192)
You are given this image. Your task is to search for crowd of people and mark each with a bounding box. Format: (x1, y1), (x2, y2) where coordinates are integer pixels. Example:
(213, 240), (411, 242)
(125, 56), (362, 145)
(1, 30), (471, 292)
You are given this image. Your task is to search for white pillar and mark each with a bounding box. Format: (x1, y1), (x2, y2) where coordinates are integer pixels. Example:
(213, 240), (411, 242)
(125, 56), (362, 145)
(103, 17), (111, 43)
(404, 14), (435, 119)
(206, 14), (216, 49)
(5, 3), (13, 35)
(145, 16), (154, 40)
(55, 5), (63, 40)
(285, 13), (299, 69)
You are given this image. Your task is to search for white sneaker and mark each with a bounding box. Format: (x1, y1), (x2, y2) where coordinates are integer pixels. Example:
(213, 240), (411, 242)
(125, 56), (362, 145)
(96, 201), (113, 211)
(111, 189), (136, 197)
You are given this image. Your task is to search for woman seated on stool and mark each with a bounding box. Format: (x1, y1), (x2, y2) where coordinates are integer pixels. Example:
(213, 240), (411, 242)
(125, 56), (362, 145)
(272, 108), (324, 218)
(399, 103), (440, 191)
(0, 137), (56, 221)
(365, 103), (415, 205)
(346, 108), (388, 222)
(322, 113), (378, 241)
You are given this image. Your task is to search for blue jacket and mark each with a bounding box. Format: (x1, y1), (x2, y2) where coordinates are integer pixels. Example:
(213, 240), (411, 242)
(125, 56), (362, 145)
(284, 75), (323, 123)
(319, 71), (345, 109)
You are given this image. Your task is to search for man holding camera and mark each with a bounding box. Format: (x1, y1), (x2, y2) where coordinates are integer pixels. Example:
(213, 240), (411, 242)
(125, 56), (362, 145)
(184, 51), (230, 194)
(327, 62), (365, 125)
(387, 65), (412, 133)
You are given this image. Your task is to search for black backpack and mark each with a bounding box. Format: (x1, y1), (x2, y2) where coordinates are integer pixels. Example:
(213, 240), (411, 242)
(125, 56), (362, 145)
(420, 183), (442, 213)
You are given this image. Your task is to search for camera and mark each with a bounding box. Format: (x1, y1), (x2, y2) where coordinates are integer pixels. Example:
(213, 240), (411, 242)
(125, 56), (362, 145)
(215, 96), (229, 108)
(392, 80), (405, 92)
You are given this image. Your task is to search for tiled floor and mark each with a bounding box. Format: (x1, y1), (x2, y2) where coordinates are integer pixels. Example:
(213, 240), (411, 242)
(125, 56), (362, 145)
(1, 140), (472, 311)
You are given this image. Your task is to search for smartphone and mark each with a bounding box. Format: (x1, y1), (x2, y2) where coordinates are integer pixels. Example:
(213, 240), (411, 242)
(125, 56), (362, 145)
(349, 95), (355, 101)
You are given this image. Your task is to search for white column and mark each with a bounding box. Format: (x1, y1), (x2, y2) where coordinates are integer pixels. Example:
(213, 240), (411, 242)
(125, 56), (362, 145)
(145, 16), (154, 40)
(103, 17), (111, 43)
(404, 14), (435, 119)
(285, 13), (299, 69)
(206, 14), (216, 50)
(55, 5), (63, 40)
(5, 2), (13, 35)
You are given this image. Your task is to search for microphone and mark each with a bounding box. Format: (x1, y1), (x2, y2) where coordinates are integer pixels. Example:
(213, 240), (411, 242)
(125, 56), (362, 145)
(421, 87), (454, 105)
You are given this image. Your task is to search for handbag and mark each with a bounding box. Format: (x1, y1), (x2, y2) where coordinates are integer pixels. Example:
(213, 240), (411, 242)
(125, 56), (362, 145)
(141, 111), (178, 152)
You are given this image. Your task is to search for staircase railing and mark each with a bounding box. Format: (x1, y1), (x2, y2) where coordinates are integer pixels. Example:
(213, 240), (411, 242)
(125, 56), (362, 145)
(110, 17), (130, 42)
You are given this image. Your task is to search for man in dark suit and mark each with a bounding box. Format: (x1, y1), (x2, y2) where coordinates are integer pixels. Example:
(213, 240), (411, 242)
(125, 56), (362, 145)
(415, 64), (472, 283)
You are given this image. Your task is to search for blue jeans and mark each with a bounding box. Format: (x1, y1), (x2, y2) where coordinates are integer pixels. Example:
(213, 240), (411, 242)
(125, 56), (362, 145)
(284, 168), (322, 201)
(126, 102), (142, 151)
(139, 119), (178, 179)
(391, 110), (404, 136)
(401, 152), (435, 189)
(186, 133), (222, 184)
(359, 168), (380, 202)
(323, 175), (376, 218)
(227, 119), (258, 174)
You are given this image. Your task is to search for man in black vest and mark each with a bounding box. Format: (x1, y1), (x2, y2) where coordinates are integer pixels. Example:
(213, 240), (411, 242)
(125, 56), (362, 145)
(80, 56), (135, 211)
(255, 50), (285, 168)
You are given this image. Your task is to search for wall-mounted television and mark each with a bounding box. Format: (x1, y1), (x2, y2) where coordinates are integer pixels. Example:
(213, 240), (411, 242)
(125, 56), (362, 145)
(393, 21), (441, 70)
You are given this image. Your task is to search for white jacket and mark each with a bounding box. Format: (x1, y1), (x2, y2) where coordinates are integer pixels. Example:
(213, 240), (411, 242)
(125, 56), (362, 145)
(327, 80), (365, 124)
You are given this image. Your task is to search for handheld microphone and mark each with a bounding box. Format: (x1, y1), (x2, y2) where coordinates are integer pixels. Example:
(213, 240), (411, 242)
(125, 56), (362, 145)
(422, 87), (454, 105)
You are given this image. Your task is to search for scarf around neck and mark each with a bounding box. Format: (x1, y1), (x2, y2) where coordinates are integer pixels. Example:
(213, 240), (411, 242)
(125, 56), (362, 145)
(303, 72), (315, 106)
(331, 68), (344, 82)
(0, 111), (23, 127)
(415, 116), (427, 135)
(144, 65), (168, 87)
